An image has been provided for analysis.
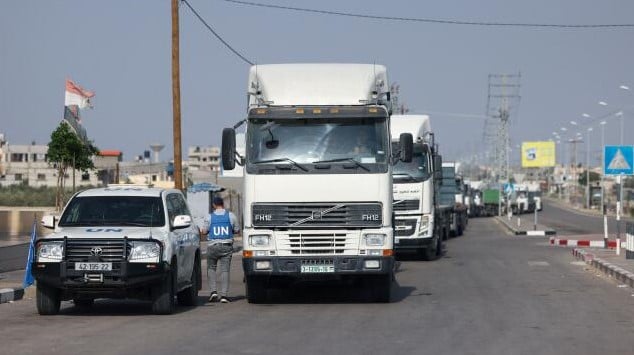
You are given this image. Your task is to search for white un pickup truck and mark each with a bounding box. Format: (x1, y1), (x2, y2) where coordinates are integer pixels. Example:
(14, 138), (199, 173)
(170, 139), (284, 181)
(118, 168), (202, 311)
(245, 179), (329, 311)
(32, 186), (201, 315)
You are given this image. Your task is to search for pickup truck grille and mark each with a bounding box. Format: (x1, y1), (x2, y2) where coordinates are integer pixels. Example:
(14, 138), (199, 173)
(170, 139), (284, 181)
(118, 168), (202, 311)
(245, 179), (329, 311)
(65, 239), (130, 262)
(393, 199), (420, 212)
(252, 203), (382, 228)
(394, 219), (417, 237)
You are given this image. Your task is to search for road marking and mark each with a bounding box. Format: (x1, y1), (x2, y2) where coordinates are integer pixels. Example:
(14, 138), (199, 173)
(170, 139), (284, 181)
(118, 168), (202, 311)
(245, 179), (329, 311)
(570, 261), (586, 266)
(528, 261), (550, 267)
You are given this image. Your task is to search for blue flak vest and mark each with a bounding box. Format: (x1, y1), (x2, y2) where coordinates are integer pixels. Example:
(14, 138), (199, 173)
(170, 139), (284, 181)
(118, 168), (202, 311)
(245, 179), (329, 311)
(208, 210), (233, 240)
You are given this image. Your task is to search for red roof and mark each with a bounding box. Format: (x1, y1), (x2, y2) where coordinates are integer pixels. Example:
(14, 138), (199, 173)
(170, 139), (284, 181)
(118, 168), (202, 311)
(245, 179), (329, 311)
(99, 150), (122, 157)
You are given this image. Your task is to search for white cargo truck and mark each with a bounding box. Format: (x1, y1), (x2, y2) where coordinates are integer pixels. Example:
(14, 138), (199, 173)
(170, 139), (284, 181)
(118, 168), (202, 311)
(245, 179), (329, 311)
(391, 115), (450, 260)
(221, 64), (413, 303)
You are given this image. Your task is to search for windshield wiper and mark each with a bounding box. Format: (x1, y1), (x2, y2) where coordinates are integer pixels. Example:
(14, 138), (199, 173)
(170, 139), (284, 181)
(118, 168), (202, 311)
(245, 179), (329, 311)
(312, 158), (370, 172)
(252, 158), (308, 172)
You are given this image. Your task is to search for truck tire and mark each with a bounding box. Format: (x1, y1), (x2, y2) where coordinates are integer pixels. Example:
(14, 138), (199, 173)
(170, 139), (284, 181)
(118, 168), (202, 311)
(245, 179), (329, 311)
(369, 274), (392, 303)
(245, 276), (268, 304)
(177, 255), (201, 307)
(152, 268), (176, 315)
(36, 283), (61, 315)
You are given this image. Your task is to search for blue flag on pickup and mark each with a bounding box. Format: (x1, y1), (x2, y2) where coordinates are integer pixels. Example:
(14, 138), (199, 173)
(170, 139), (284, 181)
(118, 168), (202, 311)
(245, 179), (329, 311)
(22, 220), (37, 288)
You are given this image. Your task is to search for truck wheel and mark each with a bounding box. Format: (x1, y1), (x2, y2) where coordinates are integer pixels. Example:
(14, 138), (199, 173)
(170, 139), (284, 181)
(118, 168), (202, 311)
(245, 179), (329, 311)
(177, 255), (201, 307)
(245, 276), (268, 304)
(152, 268), (176, 315)
(36, 283), (61, 315)
(369, 274), (392, 303)
(73, 298), (94, 310)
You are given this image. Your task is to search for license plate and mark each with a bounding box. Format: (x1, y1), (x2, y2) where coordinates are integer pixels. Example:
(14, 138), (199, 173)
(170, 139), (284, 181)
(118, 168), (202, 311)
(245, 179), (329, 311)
(75, 262), (112, 271)
(300, 264), (335, 273)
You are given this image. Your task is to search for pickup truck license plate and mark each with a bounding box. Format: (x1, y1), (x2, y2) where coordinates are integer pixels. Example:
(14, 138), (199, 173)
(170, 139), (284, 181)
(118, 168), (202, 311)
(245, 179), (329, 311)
(75, 262), (112, 271)
(300, 264), (335, 273)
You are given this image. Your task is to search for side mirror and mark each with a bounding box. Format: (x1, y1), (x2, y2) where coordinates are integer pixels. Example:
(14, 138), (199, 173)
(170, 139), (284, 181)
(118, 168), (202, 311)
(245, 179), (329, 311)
(222, 128), (236, 170)
(399, 133), (413, 163)
(172, 215), (192, 229)
(41, 215), (56, 229)
(434, 155), (443, 181)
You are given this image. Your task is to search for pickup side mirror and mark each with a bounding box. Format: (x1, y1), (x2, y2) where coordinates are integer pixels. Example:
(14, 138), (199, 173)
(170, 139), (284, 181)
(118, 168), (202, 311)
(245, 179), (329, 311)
(222, 128), (236, 170)
(172, 215), (192, 229)
(41, 215), (56, 229)
(434, 155), (443, 181)
(399, 133), (413, 163)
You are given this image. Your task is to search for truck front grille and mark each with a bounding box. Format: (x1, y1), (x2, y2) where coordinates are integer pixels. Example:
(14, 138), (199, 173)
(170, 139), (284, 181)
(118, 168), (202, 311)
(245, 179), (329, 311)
(393, 199), (420, 212)
(274, 232), (361, 256)
(65, 239), (130, 262)
(394, 219), (417, 237)
(252, 203), (382, 228)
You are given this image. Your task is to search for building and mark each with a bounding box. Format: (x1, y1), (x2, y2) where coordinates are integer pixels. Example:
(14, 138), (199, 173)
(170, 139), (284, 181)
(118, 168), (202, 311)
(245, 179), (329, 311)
(187, 146), (220, 172)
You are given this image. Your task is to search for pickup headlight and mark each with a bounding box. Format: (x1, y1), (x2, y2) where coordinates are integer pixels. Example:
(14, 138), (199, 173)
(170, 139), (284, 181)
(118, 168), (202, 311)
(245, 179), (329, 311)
(249, 235), (270, 247)
(364, 234), (386, 247)
(37, 241), (64, 262)
(419, 215), (430, 233)
(129, 241), (161, 263)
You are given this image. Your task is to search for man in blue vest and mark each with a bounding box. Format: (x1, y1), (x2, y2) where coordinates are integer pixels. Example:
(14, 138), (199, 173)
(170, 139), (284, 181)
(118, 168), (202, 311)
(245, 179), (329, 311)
(202, 196), (240, 303)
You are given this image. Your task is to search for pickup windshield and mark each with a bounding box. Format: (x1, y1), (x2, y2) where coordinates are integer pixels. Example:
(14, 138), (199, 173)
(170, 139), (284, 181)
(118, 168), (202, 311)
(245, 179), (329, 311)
(58, 196), (166, 227)
(246, 117), (388, 174)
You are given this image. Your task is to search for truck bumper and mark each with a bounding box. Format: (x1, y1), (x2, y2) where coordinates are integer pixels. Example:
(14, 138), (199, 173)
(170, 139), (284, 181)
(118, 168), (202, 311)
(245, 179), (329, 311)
(243, 256), (394, 278)
(395, 237), (434, 250)
(32, 261), (169, 296)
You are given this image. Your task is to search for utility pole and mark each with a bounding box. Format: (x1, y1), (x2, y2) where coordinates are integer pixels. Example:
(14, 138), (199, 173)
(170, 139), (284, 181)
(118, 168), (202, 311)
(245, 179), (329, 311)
(171, 0), (183, 190)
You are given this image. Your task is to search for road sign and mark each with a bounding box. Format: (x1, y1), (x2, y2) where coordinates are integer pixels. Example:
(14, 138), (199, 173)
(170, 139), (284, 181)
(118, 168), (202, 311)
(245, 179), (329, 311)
(503, 183), (514, 195)
(604, 145), (634, 176)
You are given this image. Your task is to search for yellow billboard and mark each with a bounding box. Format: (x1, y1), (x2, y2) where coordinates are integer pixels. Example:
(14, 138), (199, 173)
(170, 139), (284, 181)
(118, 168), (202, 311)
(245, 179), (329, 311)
(521, 141), (556, 168)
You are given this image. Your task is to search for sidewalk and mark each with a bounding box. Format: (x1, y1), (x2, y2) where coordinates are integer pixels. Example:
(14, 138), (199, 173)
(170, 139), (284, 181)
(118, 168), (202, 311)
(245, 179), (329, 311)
(494, 215), (556, 236)
(571, 248), (634, 288)
(0, 269), (29, 304)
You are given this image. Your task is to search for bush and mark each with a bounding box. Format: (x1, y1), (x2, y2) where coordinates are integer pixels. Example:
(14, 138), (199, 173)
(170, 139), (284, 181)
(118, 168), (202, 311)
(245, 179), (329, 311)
(0, 185), (96, 207)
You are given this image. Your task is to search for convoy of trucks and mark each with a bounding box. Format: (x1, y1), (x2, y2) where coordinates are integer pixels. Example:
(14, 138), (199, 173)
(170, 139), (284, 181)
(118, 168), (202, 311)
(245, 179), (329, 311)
(30, 62), (548, 312)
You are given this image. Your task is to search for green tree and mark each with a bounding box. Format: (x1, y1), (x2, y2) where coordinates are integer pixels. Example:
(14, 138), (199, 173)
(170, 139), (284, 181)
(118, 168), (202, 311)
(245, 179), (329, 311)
(578, 170), (601, 186)
(47, 122), (99, 210)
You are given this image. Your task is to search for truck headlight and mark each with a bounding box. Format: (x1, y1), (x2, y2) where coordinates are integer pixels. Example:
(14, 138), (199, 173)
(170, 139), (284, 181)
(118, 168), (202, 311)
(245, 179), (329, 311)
(129, 241), (160, 263)
(249, 235), (270, 247)
(419, 216), (430, 233)
(364, 234), (386, 246)
(37, 241), (64, 262)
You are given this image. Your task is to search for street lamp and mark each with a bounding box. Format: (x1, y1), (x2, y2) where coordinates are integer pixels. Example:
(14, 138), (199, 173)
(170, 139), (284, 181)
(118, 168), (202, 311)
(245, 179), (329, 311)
(600, 120), (607, 209)
(586, 127), (593, 208)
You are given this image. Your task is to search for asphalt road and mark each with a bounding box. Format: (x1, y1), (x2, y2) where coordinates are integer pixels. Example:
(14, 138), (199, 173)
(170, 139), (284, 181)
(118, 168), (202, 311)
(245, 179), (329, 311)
(0, 243), (28, 273)
(1, 218), (634, 355)
(539, 199), (622, 236)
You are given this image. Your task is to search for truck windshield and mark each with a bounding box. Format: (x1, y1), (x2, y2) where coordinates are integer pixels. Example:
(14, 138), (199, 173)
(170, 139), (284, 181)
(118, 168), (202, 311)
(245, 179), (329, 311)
(246, 117), (388, 174)
(58, 196), (166, 227)
(392, 145), (431, 182)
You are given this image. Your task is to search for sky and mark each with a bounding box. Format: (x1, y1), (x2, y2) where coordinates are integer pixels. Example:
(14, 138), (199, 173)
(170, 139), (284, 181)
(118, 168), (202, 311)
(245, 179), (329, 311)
(1, 0), (633, 166)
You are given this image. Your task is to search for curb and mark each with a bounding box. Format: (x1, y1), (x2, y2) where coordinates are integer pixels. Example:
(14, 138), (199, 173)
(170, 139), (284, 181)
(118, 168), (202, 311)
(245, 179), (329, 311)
(494, 217), (556, 236)
(571, 248), (634, 288)
(0, 287), (25, 304)
(550, 237), (626, 248)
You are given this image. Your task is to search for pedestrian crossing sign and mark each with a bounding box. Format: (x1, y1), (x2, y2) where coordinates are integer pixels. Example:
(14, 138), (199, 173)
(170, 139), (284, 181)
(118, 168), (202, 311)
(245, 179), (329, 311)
(604, 145), (634, 175)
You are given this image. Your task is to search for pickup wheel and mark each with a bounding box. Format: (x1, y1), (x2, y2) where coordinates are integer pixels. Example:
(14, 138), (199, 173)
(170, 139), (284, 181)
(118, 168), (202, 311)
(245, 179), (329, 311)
(177, 255), (201, 307)
(36, 283), (61, 315)
(152, 267), (176, 315)
(369, 274), (392, 303)
(245, 276), (268, 304)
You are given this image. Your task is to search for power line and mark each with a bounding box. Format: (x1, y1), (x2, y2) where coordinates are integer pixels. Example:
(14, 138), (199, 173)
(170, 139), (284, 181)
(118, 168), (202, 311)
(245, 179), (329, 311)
(182, 0), (254, 65)
(222, 0), (634, 29)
